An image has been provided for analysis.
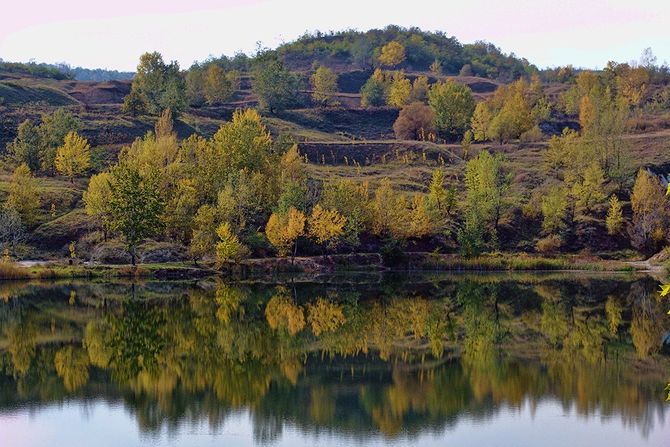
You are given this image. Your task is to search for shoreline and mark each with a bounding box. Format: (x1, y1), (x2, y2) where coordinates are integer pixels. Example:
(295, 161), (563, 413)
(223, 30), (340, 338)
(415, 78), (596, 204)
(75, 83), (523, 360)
(0, 252), (656, 281)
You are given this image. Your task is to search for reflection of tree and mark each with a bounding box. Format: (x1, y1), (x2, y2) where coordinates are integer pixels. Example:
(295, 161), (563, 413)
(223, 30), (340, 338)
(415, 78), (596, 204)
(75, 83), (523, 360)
(628, 282), (665, 359)
(54, 346), (89, 392)
(4, 319), (37, 375)
(0, 276), (668, 440)
(107, 300), (167, 381)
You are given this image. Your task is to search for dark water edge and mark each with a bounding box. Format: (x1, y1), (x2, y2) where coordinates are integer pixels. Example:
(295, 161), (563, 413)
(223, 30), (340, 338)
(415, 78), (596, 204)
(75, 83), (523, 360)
(0, 272), (668, 446)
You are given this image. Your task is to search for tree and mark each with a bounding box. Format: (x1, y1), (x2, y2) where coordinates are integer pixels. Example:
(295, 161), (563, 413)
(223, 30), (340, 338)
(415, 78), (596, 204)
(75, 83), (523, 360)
(8, 120), (41, 172)
(38, 108), (81, 173)
(203, 64), (238, 105)
(215, 223), (249, 264)
(360, 76), (386, 107)
(427, 169), (456, 233)
(125, 52), (185, 115)
(6, 164), (40, 226)
(320, 180), (372, 247)
(471, 102), (492, 141)
(108, 163), (165, 265)
(185, 68), (206, 106)
(629, 169), (667, 252)
(541, 186), (569, 234)
(0, 206), (26, 254)
(189, 205), (217, 262)
(606, 195), (624, 235)
(378, 41), (406, 67)
(311, 66), (339, 106)
(55, 131), (91, 182)
(428, 79), (475, 140)
(616, 64), (650, 107)
(252, 55), (300, 113)
(266, 207), (306, 257)
(83, 172), (113, 237)
(487, 91), (533, 143)
(463, 150), (509, 233)
(571, 162), (606, 214)
(308, 204), (346, 248)
(393, 103), (435, 140)
(410, 75), (430, 102)
(387, 71), (411, 107)
(121, 88), (147, 116)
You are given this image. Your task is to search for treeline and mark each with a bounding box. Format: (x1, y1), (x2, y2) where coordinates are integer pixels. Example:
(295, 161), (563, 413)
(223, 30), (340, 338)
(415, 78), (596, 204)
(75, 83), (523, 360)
(279, 25), (535, 80)
(0, 60), (72, 80)
(54, 64), (134, 82)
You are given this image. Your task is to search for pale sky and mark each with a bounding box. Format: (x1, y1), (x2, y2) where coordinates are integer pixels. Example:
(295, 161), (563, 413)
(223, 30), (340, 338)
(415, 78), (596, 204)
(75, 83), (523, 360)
(1, 0), (668, 72)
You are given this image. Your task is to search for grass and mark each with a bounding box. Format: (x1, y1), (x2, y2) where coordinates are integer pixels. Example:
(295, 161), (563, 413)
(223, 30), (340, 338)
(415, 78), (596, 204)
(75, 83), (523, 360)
(0, 261), (33, 280)
(403, 253), (636, 272)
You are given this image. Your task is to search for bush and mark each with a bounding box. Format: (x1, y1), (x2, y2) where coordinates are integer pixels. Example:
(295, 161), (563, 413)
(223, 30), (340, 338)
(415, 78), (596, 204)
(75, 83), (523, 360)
(393, 103), (436, 140)
(536, 235), (562, 254)
(519, 124), (544, 143)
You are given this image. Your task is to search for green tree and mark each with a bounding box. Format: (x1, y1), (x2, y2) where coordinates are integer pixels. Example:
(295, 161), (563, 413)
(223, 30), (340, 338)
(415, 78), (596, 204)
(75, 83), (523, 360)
(8, 120), (41, 172)
(189, 205), (218, 262)
(108, 163), (165, 264)
(6, 164), (40, 226)
(125, 52), (185, 115)
(55, 131), (91, 182)
(571, 162), (606, 215)
(252, 55), (300, 113)
(39, 108), (81, 173)
(310, 66), (339, 106)
(428, 79), (475, 140)
(360, 76), (386, 107)
(541, 185), (569, 234)
(463, 150), (509, 233)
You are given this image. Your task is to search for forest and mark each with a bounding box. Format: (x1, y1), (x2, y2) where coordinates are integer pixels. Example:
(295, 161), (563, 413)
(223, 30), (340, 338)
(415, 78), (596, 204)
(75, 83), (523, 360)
(1, 26), (670, 273)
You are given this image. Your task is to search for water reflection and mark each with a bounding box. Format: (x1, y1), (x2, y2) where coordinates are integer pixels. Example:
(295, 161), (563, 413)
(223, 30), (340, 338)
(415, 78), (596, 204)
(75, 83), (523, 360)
(0, 274), (668, 445)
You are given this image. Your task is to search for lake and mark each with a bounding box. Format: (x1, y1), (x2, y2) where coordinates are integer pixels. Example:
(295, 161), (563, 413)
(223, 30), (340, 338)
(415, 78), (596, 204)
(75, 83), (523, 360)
(0, 273), (668, 446)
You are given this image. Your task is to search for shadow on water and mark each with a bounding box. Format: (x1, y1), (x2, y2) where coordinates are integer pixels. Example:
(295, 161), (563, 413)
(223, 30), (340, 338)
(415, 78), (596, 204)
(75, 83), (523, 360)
(0, 272), (668, 444)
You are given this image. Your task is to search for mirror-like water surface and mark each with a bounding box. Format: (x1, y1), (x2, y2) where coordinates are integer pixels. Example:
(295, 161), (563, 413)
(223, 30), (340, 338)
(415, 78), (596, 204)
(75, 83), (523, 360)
(0, 273), (668, 446)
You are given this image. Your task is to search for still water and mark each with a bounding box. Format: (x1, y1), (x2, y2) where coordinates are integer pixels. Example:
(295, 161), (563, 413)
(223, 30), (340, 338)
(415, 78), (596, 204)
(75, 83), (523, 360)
(0, 273), (668, 446)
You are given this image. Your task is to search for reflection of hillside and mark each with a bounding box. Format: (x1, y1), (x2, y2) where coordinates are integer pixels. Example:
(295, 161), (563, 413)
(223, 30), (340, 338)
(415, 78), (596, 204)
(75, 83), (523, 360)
(0, 275), (668, 441)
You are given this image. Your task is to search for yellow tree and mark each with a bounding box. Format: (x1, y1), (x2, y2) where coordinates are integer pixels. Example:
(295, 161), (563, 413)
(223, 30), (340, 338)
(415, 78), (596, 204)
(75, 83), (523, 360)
(83, 172), (113, 237)
(55, 131), (91, 182)
(387, 71), (411, 107)
(308, 204), (346, 248)
(215, 222), (249, 265)
(378, 41), (406, 67)
(6, 164), (40, 226)
(629, 169), (668, 252)
(311, 66), (339, 106)
(606, 195), (624, 235)
(266, 207), (306, 257)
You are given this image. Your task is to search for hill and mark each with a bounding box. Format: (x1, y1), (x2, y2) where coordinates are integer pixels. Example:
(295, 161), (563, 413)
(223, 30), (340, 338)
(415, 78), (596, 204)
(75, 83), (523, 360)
(1, 26), (670, 268)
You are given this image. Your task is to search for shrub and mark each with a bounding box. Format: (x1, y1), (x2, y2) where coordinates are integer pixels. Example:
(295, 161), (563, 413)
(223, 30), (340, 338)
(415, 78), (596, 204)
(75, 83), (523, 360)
(393, 103), (436, 140)
(536, 235), (562, 254)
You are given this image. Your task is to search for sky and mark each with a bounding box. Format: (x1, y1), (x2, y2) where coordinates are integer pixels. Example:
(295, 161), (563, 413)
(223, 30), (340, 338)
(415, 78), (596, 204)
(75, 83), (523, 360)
(1, 0), (668, 72)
